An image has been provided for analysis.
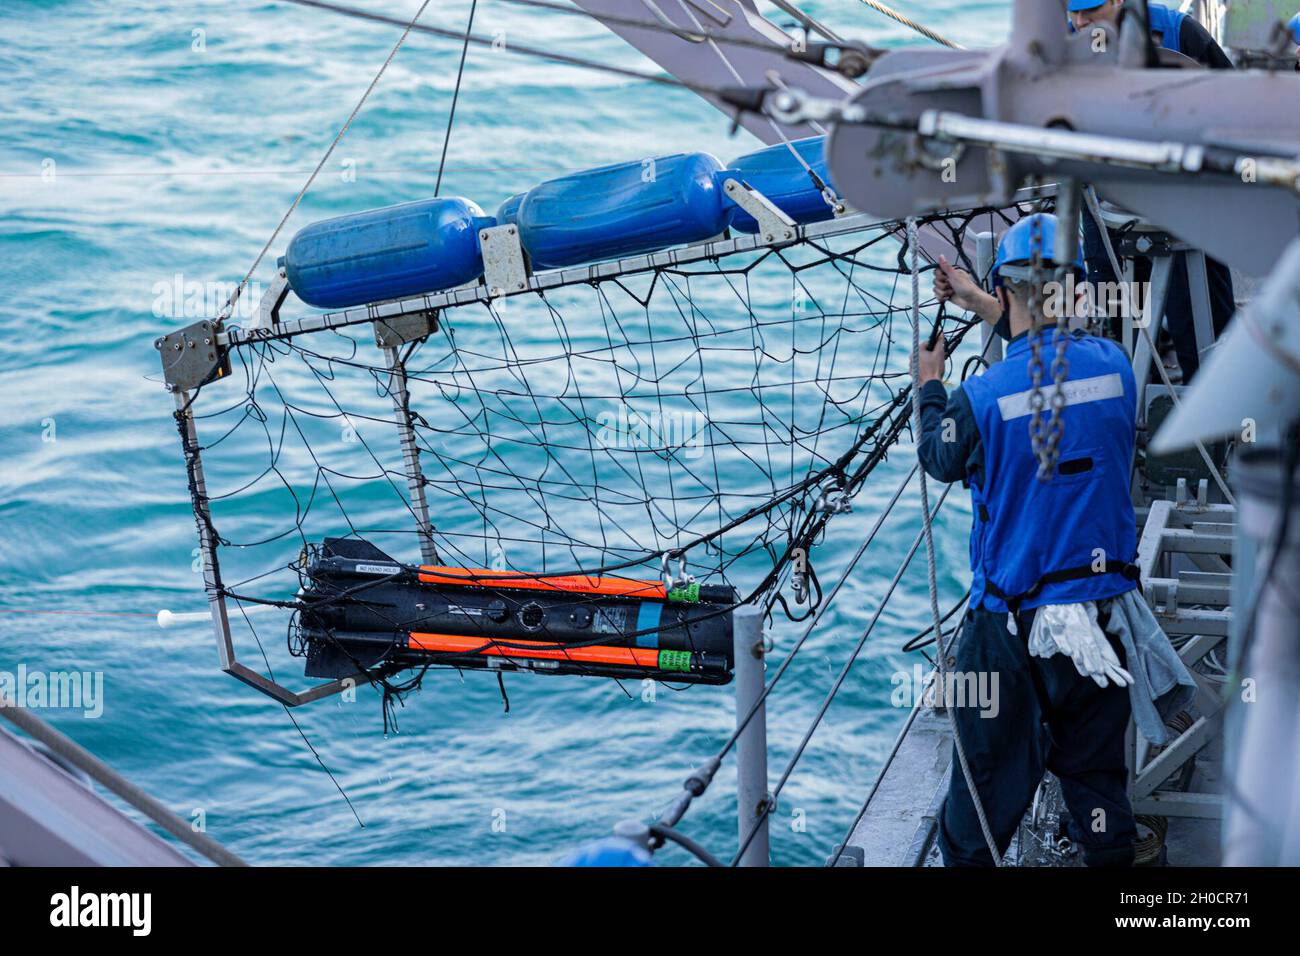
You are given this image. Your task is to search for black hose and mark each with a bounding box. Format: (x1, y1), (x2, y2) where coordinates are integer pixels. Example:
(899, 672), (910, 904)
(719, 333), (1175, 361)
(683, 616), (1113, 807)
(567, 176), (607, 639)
(647, 823), (725, 867)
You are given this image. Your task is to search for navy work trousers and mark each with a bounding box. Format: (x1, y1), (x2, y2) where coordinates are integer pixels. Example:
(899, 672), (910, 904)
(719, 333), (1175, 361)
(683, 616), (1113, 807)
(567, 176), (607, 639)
(936, 606), (1137, 867)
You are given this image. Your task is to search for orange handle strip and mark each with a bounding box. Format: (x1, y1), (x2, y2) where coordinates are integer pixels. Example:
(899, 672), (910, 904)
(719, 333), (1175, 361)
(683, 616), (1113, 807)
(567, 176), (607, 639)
(407, 632), (660, 668)
(416, 566), (666, 599)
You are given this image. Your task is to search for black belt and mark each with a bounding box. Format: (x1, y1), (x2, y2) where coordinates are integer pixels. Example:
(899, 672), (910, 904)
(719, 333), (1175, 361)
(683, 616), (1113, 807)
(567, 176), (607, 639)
(985, 559), (1141, 616)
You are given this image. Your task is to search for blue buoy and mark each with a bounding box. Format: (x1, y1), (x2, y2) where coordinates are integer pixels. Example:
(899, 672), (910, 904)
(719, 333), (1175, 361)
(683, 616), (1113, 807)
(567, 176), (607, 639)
(501, 153), (731, 269)
(495, 191), (525, 227)
(555, 836), (654, 867)
(722, 136), (836, 234)
(283, 197), (493, 309)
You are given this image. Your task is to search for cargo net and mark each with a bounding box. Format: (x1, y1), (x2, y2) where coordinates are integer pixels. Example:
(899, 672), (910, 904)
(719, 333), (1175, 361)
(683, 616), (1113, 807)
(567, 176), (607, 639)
(180, 210), (1006, 713)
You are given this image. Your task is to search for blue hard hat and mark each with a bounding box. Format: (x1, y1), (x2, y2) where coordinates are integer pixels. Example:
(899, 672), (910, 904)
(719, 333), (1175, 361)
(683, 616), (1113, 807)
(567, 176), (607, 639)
(555, 836), (654, 867)
(1068, 0), (1107, 11)
(1289, 12), (1300, 45)
(991, 213), (1086, 290)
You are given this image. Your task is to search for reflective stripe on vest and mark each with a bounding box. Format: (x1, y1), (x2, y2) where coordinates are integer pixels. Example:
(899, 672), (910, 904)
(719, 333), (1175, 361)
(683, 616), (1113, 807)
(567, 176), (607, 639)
(960, 333), (1140, 614)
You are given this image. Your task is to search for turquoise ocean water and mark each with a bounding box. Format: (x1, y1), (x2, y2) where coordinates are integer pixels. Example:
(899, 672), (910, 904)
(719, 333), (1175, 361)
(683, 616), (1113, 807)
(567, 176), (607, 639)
(0, 0), (1010, 865)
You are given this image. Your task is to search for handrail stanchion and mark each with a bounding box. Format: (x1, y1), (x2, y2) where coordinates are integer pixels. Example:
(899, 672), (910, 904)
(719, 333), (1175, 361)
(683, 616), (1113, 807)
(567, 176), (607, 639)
(733, 604), (770, 866)
(975, 230), (1002, 364)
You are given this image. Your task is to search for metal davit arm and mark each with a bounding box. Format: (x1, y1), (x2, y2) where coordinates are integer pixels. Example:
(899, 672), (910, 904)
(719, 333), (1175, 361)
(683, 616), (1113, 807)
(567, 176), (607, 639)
(571, 0), (857, 143)
(170, 386), (366, 708)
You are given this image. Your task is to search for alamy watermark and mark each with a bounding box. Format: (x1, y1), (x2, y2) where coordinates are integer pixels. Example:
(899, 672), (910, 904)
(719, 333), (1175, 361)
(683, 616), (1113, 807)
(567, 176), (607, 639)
(50, 886), (150, 936)
(595, 403), (707, 460)
(0, 665), (104, 718)
(891, 663), (1000, 718)
(1042, 273), (1152, 325)
(152, 273), (262, 321)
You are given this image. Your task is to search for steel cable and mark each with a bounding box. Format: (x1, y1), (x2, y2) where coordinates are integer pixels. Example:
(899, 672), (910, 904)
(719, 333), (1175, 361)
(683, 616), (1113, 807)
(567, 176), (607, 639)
(857, 0), (964, 49)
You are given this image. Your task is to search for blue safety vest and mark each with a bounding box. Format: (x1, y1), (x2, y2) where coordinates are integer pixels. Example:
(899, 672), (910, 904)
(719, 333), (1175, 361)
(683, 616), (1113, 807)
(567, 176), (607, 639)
(1067, 2), (1186, 54)
(961, 332), (1140, 614)
(1146, 2), (1187, 53)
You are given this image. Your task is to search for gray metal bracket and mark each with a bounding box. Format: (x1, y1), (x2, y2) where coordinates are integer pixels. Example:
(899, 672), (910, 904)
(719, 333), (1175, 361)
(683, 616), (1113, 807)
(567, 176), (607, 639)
(155, 319), (230, 392)
(721, 177), (797, 244)
(251, 269), (290, 331)
(374, 310), (438, 348)
(827, 843), (865, 867)
(480, 223), (531, 298)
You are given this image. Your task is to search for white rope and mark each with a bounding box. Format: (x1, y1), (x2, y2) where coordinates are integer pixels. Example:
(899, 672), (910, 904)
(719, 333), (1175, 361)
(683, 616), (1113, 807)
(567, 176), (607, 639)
(858, 0), (964, 49)
(909, 217), (1003, 866)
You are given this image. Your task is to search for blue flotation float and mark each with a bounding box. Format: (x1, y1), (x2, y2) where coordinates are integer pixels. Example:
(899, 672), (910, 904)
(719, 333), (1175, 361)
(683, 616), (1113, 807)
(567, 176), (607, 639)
(498, 152), (731, 269)
(282, 197), (493, 309)
(722, 136), (836, 234)
(279, 140), (843, 310)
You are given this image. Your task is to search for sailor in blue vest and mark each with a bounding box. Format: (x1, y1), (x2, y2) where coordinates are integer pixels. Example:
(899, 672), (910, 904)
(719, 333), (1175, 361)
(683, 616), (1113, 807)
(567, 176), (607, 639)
(1070, 1), (1236, 384)
(1067, 0), (1232, 65)
(919, 214), (1140, 867)
(1291, 12), (1300, 70)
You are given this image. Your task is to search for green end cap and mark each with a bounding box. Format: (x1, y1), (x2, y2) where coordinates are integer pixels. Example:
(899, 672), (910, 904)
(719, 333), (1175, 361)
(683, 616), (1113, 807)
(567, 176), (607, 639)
(658, 650), (692, 673)
(667, 582), (700, 603)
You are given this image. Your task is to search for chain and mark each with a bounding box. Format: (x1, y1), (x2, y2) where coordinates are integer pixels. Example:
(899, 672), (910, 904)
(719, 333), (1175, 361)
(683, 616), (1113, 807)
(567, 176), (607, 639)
(1026, 213), (1050, 476)
(1024, 209), (1070, 481)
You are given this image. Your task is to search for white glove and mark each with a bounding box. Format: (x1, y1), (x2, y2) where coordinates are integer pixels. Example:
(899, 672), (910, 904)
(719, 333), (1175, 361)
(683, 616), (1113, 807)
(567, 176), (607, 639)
(1026, 602), (1134, 689)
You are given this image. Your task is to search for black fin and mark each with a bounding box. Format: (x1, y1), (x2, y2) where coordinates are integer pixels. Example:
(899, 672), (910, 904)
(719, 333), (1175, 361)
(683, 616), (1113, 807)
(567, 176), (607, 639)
(321, 536), (397, 563)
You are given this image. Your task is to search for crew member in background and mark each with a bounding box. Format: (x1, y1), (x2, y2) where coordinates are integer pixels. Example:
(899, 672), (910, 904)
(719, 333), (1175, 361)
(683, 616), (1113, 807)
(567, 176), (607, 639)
(1068, 0), (1236, 382)
(1069, 0), (1232, 66)
(1291, 13), (1300, 69)
(918, 214), (1142, 867)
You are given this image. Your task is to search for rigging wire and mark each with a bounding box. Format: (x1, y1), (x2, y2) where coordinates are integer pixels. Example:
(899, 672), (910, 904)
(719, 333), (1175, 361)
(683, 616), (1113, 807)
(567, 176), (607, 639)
(667, 0), (830, 150)
(277, 0), (840, 94)
(218, 0), (434, 323)
(434, 0), (479, 197)
(730, 481), (956, 865)
(857, 0), (965, 50)
(659, 299), (994, 854)
(767, 0), (844, 43)
(499, 0), (844, 49)
(650, 462), (920, 840)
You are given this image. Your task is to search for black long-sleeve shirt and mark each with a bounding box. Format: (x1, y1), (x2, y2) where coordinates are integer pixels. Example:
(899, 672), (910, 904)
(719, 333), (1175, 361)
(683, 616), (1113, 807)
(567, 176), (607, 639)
(1117, 7), (1235, 69)
(916, 378), (983, 489)
(1173, 13), (1235, 68)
